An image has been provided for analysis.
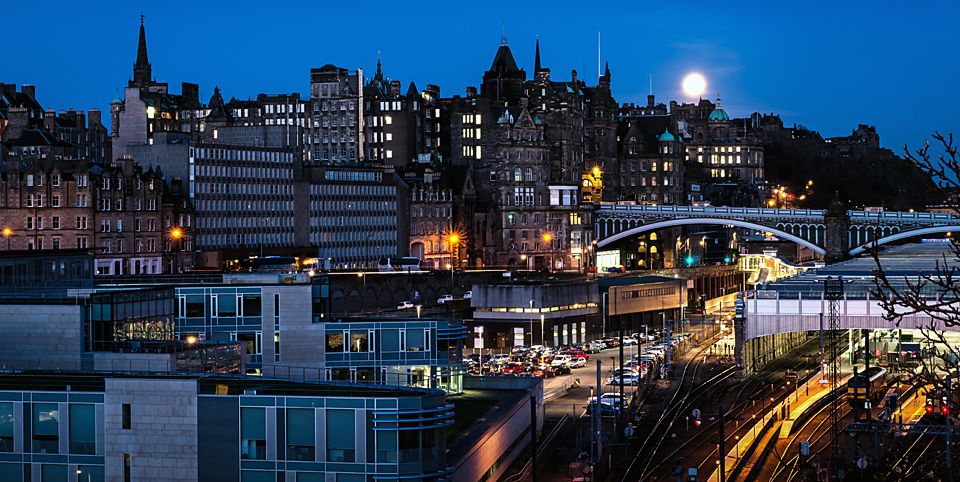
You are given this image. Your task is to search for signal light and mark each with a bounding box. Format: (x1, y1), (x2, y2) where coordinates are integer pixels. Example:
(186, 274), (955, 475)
(685, 255), (696, 266)
(941, 405), (950, 416)
(925, 399), (934, 414)
(693, 418), (701, 427)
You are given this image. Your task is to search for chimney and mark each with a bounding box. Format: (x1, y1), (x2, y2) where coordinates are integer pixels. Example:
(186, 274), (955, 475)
(647, 94), (655, 108)
(88, 109), (101, 127)
(465, 86), (477, 97)
(43, 109), (55, 132)
(571, 69), (578, 84)
(389, 80), (401, 97)
(21, 84), (35, 100)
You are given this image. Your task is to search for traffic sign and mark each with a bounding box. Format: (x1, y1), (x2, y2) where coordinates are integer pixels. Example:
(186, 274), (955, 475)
(856, 457), (868, 469)
(691, 408), (701, 419)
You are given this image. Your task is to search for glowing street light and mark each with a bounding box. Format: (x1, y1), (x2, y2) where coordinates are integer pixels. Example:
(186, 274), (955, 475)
(2, 227), (11, 250)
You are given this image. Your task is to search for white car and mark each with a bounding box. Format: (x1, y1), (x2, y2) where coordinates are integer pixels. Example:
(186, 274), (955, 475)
(622, 337), (638, 346)
(568, 357), (587, 368)
(397, 301), (414, 309)
(437, 294), (454, 304)
(488, 354), (511, 365)
(551, 355), (572, 367)
(463, 290), (473, 299)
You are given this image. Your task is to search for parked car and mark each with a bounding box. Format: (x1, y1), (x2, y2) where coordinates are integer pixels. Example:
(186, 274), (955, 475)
(551, 355), (572, 367)
(588, 393), (627, 409)
(501, 362), (527, 375)
(568, 357), (588, 368)
(621, 337), (638, 346)
(561, 349), (589, 360)
(488, 354), (511, 365)
(396, 301), (414, 310)
(463, 290), (473, 299)
(437, 294), (454, 304)
(608, 373), (640, 386)
(553, 364), (572, 375)
(584, 342), (604, 354)
(531, 365), (555, 378)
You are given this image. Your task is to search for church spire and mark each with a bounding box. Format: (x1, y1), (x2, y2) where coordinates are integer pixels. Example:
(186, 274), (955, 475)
(534, 38), (541, 73)
(132, 14), (152, 87)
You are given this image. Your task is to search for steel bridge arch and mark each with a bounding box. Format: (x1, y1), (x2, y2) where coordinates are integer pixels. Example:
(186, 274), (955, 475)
(848, 225), (960, 256)
(597, 217), (826, 255)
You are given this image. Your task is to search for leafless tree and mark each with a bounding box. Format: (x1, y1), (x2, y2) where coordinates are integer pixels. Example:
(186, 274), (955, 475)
(870, 132), (958, 478)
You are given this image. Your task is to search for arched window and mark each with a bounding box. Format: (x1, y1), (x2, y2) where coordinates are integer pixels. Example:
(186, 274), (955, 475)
(514, 168), (522, 182)
(525, 168), (534, 182)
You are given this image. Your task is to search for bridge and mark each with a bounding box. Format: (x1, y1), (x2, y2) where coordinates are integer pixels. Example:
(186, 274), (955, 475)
(595, 204), (960, 259)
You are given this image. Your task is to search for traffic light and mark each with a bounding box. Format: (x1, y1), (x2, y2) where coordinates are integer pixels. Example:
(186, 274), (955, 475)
(723, 256), (732, 264)
(925, 398), (934, 414)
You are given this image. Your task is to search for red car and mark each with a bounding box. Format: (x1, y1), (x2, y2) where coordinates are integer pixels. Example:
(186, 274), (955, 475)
(501, 362), (528, 375)
(561, 350), (589, 360)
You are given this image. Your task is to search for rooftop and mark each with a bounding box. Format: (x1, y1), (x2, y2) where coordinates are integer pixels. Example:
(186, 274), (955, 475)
(0, 371), (442, 398)
(757, 243), (957, 299)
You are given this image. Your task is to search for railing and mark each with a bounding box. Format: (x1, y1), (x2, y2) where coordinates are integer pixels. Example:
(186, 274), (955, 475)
(598, 204), (960, 224)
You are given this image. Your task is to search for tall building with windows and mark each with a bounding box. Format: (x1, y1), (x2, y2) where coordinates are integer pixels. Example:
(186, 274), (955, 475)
(307, 65), (363, 165)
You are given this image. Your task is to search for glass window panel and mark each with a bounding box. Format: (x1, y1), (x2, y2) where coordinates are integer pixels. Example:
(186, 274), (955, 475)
(41, 464), (67, 482)
(336, 475), (364, 482)
(0, 463), (22, 481)
(407, 329), (425, 351)
(376, 430), (397, 463)
(217, 295), (237, 317)
(349, 331), (368, 352)
(33, 403), (59, 454)
(381, 329), (399, 351)
(185, 295), (205, 317)
(69, 404), (96, 454)
(325, 409), (355, 462)
(241, 471), (275, 482)
(326, 333), (344, 352)
(286, 409), (315, 461)
(243, 294), (262, 316)
(78, 465), (104, 482)
(241, 407), (266, 460)
(296, 474), (324, 482)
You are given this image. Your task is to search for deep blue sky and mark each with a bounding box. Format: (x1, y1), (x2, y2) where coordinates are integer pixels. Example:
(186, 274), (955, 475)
(3, 1), (957, 152)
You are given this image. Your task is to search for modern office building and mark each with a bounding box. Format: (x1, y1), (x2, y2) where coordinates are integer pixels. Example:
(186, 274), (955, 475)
(0, 372), (452, 482)
(469, 280), (600, 348)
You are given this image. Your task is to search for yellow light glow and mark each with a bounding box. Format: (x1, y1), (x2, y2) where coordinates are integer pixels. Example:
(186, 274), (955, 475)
(186, 335), (197, 345)
(767, 199), (777, 207)
(542, 233), (553, 243)
(681, 72), (707, 98)
(168, 227), (183, 240)
(1, 227), (11, 237)
(592, 166), (602, 178)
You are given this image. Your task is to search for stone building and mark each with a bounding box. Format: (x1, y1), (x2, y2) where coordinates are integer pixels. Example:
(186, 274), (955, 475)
(111, 18), (204, 159)
(307, 64), (363, 165)
(89, 158), (188, 275)
(408, 173), (455, 269)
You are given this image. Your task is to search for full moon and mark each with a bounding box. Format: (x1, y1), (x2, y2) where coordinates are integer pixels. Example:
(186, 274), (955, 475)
(682, 73), (707, 98)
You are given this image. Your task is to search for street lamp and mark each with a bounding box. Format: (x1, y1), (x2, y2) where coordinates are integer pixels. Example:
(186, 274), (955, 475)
(357, 272), (366, 312)
(168, 226), (184, 273)
(542, 232), (554, 271)
(520, 254), (528, 270)
(2, 227), (11, 250)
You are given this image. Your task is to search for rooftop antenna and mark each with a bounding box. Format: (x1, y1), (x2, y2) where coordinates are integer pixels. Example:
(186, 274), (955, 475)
(500, 19), (507, 45)
(649, 74), (653, 95)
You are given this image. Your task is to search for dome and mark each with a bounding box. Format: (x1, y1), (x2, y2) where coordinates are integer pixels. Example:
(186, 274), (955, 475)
(111, 93), (123, 105)
(658, 129), (676, 142)
(708, 94), (729, 122)
(708, 108), (729, 122)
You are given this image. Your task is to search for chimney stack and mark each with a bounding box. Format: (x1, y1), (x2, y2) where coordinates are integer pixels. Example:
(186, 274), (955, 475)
(21, 84), (35, 100)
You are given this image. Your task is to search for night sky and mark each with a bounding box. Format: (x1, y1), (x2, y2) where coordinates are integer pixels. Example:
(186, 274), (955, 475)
(3, 1), (957, 152)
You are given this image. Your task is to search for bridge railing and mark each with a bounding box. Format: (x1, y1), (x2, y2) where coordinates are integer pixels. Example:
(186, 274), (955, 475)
(597, 203), (825, 218)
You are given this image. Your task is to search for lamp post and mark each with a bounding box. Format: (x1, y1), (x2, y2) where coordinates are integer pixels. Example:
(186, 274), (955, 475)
(168, 226), (184, 274)
(540, 313), (545, 347)
(529, 299), (535, 347)
(357, 272), (366, 312)
(520, 254), (528, 270)
(542, 232), (554, 271)
(2, 227), (11, 250)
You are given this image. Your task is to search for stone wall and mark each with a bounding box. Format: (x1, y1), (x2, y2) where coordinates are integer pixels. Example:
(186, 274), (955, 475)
(0, 304), (83, 370)
(104, 378), (199, 482)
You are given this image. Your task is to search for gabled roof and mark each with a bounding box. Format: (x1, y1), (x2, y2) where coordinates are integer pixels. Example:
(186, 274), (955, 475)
(3, 128), (74, 148)
(489, 44), (520, 74)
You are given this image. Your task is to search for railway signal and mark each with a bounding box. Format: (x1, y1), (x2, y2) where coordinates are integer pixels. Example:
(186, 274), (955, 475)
(925, 398), (934, 414)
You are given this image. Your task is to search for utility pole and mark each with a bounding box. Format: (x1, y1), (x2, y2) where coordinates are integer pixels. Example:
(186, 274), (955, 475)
(824, 277), (844, 473)
(595, 359), (603, 474)
(618, 308), (625, 443)
(530, 393), (538, 482)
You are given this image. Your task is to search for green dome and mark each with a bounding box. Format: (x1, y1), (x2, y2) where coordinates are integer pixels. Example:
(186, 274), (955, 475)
(658, 129), (675, 142)
(708, 108), (729, 122)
